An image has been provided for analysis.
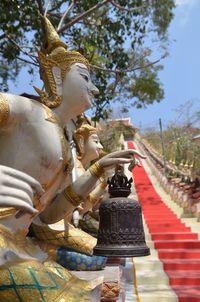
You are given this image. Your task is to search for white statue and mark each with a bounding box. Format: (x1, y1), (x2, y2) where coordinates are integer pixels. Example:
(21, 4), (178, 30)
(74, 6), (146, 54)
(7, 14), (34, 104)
(0, 16), (145, 301)
(73, 121), (107, 214)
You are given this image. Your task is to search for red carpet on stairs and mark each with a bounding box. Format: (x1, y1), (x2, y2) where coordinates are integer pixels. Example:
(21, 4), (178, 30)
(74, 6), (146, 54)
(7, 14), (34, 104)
(128, 141), (200, 302)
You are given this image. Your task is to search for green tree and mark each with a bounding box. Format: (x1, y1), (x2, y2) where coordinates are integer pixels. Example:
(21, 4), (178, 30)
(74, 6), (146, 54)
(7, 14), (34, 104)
(143, 122), (200, 178)
(0, 0), (175, 120)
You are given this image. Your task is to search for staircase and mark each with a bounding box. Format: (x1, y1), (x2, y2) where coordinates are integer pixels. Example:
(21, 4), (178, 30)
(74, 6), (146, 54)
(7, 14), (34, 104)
(125, 141), (200, 302)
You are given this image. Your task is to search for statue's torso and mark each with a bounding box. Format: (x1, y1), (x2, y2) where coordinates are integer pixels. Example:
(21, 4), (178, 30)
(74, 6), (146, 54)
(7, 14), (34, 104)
(0, 94), (73, 204)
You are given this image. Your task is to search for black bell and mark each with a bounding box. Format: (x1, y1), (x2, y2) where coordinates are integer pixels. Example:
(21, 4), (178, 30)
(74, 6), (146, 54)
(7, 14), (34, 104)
(93, 165), (150, 257)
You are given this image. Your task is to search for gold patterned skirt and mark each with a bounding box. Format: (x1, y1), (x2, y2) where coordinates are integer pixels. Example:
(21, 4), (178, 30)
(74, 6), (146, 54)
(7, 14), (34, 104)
(0, 225), (102, 302)
(31, 222), (97, 256)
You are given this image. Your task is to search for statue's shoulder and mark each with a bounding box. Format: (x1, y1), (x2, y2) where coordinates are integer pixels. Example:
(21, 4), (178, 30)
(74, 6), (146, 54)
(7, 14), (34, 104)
(0, 93), (10, 128)
(0, 93), (44, 127)
(1, 92), (43, 110)
(76, 158), (85, 172)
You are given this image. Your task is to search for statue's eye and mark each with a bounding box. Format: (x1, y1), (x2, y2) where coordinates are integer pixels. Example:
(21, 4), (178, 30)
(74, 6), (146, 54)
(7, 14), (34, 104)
(81, 74), (89, 82)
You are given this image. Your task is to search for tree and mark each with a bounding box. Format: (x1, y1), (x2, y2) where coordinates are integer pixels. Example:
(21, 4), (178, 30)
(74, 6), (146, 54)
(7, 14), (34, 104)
(174, 100), (200, 129)
(142, 106), (200, 179)
(0, 0), (175, 120)
(99, 121), (137, 153)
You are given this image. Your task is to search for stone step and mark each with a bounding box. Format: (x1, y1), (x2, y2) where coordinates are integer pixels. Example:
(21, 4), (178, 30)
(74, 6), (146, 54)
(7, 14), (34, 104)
(134, 258), (163, 271)
(135, 270), (170, 286)
(146, 240), (155, 248)
(150, 232), (198, 241)
(166, 270), (200, 286)
(172, 285), (200, 302)
(125, 284), (178, 302)
(163, 259), (200, 271)
(154, 239), (200, 249)
(158, 248), (200, 259)
(139, 285), (178, 302)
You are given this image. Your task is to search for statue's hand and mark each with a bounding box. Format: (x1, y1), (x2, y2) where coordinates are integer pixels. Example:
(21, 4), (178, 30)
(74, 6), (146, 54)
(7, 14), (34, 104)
(128, 157), (142, 171)
(0, 165), (44, 216)
(98, 149), (146, 169)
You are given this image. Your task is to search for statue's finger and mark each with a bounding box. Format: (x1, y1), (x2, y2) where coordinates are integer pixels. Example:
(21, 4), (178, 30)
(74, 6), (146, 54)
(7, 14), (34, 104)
(104, 150), (132, 158)
(4, 178), (34, 200)
(114, 158), (132, 164)
(1, 187), (33, 206)
(106, 149), (146, 159)
(6, 169), (44, 194)
(0, 197), (38, 215)
(136, 161), (142, 167)
(131, 149), (146, 159)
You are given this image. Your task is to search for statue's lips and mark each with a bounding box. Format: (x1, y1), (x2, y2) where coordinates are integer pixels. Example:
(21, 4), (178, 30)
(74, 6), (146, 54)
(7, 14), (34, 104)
(87, 93), (94, 106)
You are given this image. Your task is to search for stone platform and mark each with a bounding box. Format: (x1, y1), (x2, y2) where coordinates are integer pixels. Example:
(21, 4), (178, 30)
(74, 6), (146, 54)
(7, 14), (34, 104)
(71, 264), (125, 302)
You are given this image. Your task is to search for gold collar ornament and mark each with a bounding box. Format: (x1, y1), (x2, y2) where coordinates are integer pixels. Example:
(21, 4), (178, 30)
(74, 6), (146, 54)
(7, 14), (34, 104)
(34, 17), (90, 108)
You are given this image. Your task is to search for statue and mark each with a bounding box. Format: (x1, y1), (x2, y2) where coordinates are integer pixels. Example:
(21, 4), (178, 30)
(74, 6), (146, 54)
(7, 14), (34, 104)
(31, 119), (108, 271)
(0, 16), (145, 301)
(73, 120), (108, 215)
(72, 121), (108, 235)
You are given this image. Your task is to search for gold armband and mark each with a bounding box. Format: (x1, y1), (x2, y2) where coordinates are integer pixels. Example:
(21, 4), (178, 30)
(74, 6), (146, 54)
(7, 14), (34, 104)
(0, 94), (10, 127)
(63, 185), (82, 207)
(100, 180), (107, 190)
(89, 194), (99, 206)
(89, 162), (104, 179)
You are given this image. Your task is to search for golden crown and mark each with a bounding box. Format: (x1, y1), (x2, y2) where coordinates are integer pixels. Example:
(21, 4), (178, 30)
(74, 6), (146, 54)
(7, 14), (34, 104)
(74, 124), (98, 157)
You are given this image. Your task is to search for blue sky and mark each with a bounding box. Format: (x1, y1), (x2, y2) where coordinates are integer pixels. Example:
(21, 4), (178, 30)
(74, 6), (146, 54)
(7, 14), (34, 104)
(9, 0), (200, 130)
(129, 0), (200, 130)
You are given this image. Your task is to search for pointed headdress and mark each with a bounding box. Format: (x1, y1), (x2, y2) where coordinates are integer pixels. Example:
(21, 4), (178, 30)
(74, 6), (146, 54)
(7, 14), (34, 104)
(73, 116), (98, 158)
(35, 17), (90, 108)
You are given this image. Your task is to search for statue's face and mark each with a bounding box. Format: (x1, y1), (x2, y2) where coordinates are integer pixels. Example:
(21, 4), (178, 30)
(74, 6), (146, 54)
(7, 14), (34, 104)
(84, 133), (103, 161)
(62, 63), (99, 115)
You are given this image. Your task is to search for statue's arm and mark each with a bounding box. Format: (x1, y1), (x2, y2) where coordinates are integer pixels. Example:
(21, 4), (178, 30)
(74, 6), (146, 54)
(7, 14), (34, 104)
(39, 168), (101, 223)
(39, 149), (146, 224)
(79, 181), (107, 216)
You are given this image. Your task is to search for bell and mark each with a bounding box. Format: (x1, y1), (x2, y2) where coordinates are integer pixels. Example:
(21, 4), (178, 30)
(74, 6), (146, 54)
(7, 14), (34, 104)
(93, 165), (150, 257)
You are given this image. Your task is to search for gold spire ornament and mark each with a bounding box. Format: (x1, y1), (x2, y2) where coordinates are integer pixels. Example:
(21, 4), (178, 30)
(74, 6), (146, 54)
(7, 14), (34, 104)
(35, 17), (90, 108)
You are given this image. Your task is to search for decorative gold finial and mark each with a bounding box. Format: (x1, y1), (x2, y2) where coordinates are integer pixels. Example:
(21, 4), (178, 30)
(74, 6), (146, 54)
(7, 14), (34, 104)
(43, 16), (67, 54)
(35, 16), (90, 108)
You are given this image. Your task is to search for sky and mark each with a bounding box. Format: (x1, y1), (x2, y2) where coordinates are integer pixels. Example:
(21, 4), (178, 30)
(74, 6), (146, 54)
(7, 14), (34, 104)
(130, 0), (200, 130)
(8, 0), (200, 131)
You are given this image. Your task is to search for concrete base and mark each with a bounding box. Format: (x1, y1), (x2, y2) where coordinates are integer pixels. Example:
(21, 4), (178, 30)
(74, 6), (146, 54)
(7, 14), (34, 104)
(71, 266), (124, 302)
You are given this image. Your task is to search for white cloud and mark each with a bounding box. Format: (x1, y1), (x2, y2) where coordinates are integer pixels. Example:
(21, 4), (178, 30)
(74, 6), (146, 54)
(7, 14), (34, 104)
(175, 0), (199, 7)
(175, 0), (200, 26)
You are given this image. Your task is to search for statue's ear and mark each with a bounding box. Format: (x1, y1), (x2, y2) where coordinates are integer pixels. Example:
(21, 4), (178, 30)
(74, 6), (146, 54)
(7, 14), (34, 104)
(79, 136), (85, 156)
(52, 66), (62, 96)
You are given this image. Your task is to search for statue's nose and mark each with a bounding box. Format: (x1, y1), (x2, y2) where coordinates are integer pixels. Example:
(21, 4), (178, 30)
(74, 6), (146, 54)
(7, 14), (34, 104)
(90, 83), (99, 96)
(98, 142), (103, 150)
